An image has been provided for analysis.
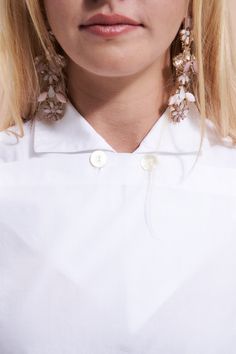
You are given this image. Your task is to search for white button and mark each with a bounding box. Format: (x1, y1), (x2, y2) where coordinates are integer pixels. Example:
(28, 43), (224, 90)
(89, 150), (107, 168)
(140, 154), (158, 171)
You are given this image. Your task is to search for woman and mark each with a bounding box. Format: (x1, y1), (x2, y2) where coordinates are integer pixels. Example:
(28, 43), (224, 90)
(0, 0), (236, 353)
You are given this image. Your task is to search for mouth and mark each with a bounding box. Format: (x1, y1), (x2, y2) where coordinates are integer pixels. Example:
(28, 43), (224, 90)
(79, 23), (144, 38)
(80, 23), (144, 27)
(80, 13), (144, 27)
(79, 13), (144, 38)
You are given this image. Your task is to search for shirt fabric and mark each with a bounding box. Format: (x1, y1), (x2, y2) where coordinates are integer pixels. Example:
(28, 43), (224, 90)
(0, 99), (236, 354)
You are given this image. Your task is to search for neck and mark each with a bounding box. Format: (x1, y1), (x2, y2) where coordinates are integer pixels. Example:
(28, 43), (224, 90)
(66, 49), (173, 153)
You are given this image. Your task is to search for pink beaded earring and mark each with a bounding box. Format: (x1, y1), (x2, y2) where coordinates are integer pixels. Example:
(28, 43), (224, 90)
(168, 16), (198, 123)
(33, 30), (68, 121)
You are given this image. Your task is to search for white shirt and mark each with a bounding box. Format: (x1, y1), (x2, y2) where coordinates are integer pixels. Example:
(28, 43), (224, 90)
(0, 100), (236, 354)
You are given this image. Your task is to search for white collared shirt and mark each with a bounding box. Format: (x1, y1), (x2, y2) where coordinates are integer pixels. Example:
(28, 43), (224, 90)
(0, 100), (236, 354)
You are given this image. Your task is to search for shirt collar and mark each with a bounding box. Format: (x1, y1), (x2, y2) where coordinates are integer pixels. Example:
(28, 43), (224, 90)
(32, 99), (211, 155)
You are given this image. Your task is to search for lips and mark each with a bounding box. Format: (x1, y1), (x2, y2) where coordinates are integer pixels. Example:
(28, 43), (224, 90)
(80, 13), (143, 27)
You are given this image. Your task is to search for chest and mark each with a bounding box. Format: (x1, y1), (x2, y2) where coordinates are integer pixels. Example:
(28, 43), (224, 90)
(0, 153), (236, 353)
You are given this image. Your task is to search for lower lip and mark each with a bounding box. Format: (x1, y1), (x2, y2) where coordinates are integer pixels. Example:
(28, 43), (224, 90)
(80, 24), (142, 38)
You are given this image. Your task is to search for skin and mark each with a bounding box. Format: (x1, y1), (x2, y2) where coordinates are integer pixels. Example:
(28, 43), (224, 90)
(43, 0), (189, 153)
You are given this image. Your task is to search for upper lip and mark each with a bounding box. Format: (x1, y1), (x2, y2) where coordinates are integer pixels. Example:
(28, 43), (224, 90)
(80, 13), (143, 26)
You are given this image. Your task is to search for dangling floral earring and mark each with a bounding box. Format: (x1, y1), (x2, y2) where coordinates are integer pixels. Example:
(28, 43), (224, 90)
(33, 30), (68, 121)
(168, 16), (198, 123)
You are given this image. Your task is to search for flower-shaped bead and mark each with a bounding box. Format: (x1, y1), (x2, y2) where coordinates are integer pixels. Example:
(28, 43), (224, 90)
(180, 29), (191, 45)
(37, 85), (67, 104)
(169, 102), (189, 122)
(178, 73), (190, 85)
(168, 86), (195, 106)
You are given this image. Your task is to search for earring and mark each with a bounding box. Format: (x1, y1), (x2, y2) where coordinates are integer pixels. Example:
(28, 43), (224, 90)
(33, 30), (68, 121)
(168, 16), (198, 123)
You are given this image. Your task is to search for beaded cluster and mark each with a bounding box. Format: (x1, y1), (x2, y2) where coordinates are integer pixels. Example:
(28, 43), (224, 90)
(168, 18), (198, 123)
(34, 31), (68, 121)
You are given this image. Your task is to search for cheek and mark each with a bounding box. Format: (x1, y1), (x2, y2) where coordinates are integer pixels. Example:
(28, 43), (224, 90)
(43, 0), (81, 35)
(148, 0), (187, 49)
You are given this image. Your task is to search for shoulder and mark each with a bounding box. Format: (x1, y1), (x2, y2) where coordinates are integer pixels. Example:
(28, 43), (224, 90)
(201, 118), (236, 169)
(0, 120), (34, 163)
(188, 119), (236, 197)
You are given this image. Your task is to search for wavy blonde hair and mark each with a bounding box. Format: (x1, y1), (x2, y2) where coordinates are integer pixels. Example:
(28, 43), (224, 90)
(0, 0), (236, 154)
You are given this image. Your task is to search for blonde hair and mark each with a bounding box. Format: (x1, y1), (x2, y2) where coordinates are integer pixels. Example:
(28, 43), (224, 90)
(0, 0), (236, 154)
